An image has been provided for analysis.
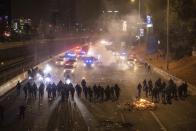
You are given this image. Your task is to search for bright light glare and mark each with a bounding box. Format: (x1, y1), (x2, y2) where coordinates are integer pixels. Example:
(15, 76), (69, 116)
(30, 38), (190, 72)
(66, 79), (71, 84)
(28, 76), (32, 80)
(71, 69), (75, 73)
(120, 56), (126, 60)
(100, 40), (112, 45)
(45, 77), (51, 82)
(43, 64), (52, 74)
(100, 39), (107, 44)
(87, 50), (94, 56)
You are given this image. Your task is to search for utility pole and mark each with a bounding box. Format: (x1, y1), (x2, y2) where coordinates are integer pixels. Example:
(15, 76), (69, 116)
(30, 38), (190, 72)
(166, 0), (169, 70)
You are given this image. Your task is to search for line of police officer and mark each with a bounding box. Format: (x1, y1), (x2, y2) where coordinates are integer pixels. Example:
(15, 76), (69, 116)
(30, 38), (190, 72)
(137, 78), (188, 104)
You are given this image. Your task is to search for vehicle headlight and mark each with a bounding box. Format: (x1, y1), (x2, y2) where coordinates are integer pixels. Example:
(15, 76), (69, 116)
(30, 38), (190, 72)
(63, 69), (66, 72)
(71, 69), (75, 73)
(66, 79), (71, 84)
(134, 59), (137, 62)
(91, 63), (95, 67)
(28, 76), (32, 80)
(55, 61), (58, 64)
(83, 63), (86, 66)
(60, 61), (64, 65)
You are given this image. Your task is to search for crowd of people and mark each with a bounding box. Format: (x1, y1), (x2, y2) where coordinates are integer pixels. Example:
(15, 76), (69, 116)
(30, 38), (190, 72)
(137, 78), (188, 104)
(17, 79), (121, 103)
(12, 78), (121, 120)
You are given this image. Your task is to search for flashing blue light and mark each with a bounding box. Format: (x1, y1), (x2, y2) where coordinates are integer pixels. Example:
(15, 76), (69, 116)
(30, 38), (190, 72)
(84, 57), (94, 65)
(65, 51), (77, 59)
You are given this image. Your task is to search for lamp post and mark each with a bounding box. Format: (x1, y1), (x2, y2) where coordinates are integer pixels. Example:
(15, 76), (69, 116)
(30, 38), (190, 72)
(131, 0), (141, 45)
(130, 0), (141, 21)
(166, 0), (169, 70)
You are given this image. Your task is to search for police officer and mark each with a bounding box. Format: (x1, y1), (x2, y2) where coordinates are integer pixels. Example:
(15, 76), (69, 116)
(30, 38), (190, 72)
(70, 83), (75, 100)
(19, 104), (26, 120)
(114, 84), (120, 100)
(88, 86), (93, 102)
(148, 79), (153, 96)
(23, 84), (28, 99)
(52, 83), (57, 99)
(182, 81), (188, 97)
(143, 79), (147, 91)
(16, 81), (21, 96)
(100, 86), (104, 102)
(32, 82), (37, 99)
(81, 78), (87, 89)
(161, 81), (166, 103)
(75, 83), (82, 97)
(83, 85), (88, 99)
(137, 83), (142, 98)
(93, 84), (98, 100)
(39, 82), (44, 99)
(105, 85), (110, 100)
(46, 83), (52, 99)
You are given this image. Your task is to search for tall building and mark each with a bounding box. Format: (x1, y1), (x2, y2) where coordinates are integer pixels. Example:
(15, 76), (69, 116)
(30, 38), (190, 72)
(0, 0), (11, 24)
(0, 0), (11, 40)
(49, 0), (76, 29)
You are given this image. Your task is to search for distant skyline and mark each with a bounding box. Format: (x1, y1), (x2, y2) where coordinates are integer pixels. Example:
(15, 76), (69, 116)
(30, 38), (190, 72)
(11, 0), (130, 25)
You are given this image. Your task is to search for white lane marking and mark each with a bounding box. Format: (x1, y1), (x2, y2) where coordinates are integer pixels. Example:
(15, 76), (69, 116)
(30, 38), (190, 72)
(150, 111), (167, 131)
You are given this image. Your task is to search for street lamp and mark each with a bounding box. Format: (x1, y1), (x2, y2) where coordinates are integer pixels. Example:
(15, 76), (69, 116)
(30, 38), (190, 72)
(131, 0), (141, 45)
(130, 0), (141, 20)
(166, 0), (170, 70)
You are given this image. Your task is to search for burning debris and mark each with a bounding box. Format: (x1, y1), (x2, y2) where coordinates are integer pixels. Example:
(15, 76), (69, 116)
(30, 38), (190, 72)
(125, 98), (156, 111)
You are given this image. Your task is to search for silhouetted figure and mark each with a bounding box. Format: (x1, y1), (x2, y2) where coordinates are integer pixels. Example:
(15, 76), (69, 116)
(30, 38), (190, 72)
(19, 105), (26, 120)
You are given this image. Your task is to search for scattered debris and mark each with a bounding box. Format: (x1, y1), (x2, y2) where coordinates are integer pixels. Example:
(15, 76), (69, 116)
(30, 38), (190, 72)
(99, 120), (133, 129)
(124, 98), (156, 111)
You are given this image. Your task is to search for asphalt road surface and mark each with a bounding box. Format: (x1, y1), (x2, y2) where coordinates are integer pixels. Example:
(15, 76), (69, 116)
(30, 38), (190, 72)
(0, 44), (196, 131)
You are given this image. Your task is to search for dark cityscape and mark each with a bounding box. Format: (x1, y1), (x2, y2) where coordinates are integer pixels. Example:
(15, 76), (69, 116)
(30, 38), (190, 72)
(0, 0), (196, 131)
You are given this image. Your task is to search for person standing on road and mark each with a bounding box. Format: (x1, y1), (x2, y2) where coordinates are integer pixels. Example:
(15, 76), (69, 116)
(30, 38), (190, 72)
(100, 85), (104, 102)
(32, 82), (37, 99)
(93, 84), (98, 100)
(161, 81), (166, 103)
(16, 81), (21, 96)
(105, 85), (111, 100)
(143, 79), (147, 91)
(23, 84), (28, 99)
(81, 79), (87, 89)
(110, 85), (115, 101)
(19, 104), (26, 120)
(57, 80), (63, 96)
(39, 82), (44, 99)
(114, 84), (120, 100)
(148, 79), (153, 96)
(70, 84), (75, 100)
(88, 86), (93, 102)
(137, 83), (142, 98)
(182, 81), (188, 97)
(46, 83), (52, 99)
(83, 86), (88, 99)
(52, 83), (57, 99)
(75, 84), (82, 97)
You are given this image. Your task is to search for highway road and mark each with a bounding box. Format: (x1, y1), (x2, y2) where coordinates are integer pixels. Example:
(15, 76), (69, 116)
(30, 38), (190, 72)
(0, 37), (90, 85)
(0, 42), (196, 131)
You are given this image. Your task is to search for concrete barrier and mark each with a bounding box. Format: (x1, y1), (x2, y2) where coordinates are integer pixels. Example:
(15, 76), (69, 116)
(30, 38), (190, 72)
(0, 52), (64, 97)
(0, 72), (27, 96)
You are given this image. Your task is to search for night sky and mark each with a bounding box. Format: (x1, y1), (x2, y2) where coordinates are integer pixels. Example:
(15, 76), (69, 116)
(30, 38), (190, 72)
(11, 0), (129, 25)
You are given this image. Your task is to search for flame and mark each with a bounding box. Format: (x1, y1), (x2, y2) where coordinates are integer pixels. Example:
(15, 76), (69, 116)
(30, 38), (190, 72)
(132, 98), (155, 110)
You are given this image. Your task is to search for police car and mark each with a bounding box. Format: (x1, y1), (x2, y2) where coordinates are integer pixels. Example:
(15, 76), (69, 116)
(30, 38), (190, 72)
(82, 56), (97, 67)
